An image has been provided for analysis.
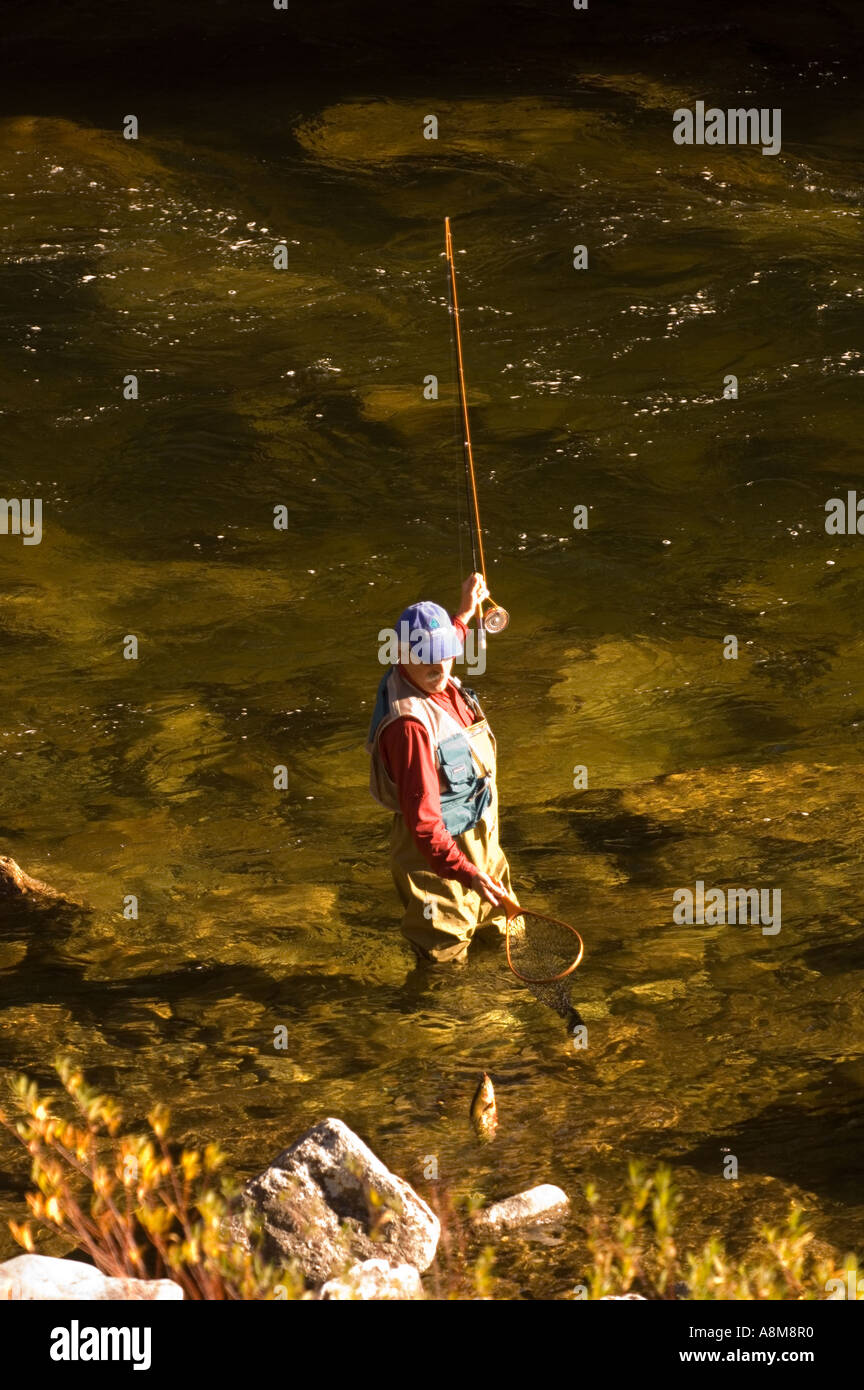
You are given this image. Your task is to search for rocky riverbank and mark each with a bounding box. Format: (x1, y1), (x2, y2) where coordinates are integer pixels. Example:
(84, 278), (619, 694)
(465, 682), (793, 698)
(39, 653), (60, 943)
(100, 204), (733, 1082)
(0, 1116), (570, 1300)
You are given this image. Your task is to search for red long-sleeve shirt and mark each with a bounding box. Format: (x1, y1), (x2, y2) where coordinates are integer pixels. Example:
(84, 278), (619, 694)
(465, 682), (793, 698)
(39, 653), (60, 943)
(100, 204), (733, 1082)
(378, 618), (482, 890)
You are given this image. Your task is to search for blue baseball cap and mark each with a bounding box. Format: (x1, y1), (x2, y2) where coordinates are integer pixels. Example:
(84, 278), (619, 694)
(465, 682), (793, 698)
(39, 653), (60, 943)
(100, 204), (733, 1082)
(396, 601), (464, 664)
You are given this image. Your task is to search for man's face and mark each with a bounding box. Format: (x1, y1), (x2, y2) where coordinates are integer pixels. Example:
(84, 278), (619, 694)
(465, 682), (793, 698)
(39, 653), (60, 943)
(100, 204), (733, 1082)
(409, 657), (453, 693)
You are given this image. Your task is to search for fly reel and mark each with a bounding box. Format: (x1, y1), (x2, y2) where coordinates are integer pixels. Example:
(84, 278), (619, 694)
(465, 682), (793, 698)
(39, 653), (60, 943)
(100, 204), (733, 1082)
(480, 600), (510, 634)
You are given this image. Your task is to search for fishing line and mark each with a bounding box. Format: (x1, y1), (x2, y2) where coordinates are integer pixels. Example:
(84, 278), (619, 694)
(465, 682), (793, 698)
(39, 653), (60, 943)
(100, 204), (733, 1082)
(443, 222), (586, 1001)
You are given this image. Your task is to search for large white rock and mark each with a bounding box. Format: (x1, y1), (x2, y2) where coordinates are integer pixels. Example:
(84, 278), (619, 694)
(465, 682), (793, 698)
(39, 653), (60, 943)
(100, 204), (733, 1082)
(472, 1184), (570, 1232)
(230, 1117), (439, 1285)
(0, 1254), (183, 1300)
(318, 1258), (424, 1300)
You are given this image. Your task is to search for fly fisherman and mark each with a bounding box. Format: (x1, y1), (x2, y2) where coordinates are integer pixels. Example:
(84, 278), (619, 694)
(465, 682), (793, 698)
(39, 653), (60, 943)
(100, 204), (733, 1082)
(366, 573), (518, 964)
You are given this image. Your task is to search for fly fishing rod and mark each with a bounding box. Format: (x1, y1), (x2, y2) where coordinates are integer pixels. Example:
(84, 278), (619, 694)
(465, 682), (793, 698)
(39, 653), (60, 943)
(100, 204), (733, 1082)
(444, 217), (509, 634)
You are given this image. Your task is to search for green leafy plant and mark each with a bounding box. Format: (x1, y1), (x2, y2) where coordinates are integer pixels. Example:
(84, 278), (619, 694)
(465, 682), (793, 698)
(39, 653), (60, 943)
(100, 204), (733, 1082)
(424, 1184), (496, 1300)
(584, 1161), (850, 1300)
(0, 1059), (303, 1300)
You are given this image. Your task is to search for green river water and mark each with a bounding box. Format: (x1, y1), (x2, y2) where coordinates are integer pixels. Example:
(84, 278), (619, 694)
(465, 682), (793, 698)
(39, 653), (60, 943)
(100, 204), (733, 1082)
(1, 41), (863, 1296)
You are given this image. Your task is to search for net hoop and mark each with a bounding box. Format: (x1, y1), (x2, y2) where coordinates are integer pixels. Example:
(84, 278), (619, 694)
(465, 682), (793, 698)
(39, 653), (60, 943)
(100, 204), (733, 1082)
(504, 903), (584, 984)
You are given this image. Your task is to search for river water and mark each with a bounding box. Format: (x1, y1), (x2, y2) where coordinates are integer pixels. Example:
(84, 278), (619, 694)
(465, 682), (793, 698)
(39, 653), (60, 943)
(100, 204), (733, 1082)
(1, 19), (863, 1295)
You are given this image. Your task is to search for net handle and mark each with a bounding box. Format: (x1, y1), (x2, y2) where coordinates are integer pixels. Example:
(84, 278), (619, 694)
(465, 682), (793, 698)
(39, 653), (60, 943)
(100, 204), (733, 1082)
(503, 900), (585, 985)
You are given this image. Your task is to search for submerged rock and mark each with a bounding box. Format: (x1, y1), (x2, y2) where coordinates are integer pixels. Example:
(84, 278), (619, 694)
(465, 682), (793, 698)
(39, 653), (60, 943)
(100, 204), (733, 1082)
(318, 1258), (424, 1301)
(472, 1184), (570, 1233)
(0, 856), (76, 910)
(230, 1117), (439, 1284)
(581, 72), (697, 112)
(0, 1254), (182, 1301)
(294, 99), (606, 172)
